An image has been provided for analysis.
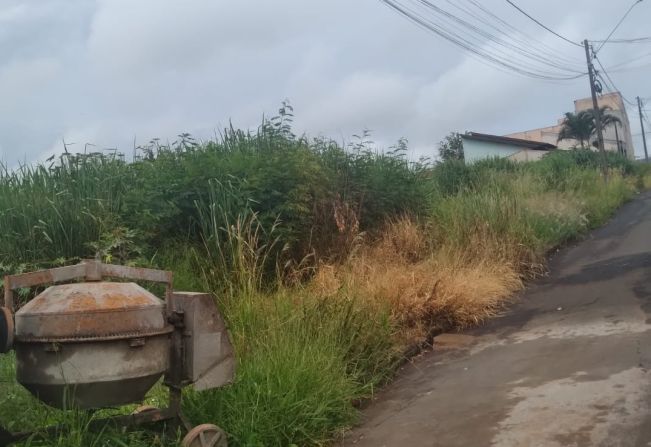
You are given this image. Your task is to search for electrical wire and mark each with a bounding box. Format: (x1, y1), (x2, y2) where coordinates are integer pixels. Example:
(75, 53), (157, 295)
(643, 104), (651, 128)
(409, 0), (585, 77)
(383, 0), (577, 79)
(609, 61), (651, 74)
(594, 55), (637, 106)
(438, 0), (584, 71)
(461, 0), (582, 67)
(416, 0), (585, 73)
(595, 0), (645, 53)
(604, 50), (651, 71)
(626, 98), (651, 143)
(591, 36), (651, 44)
(445, 0), (583, 69)
(503, 0), (583, 47)
(596, 71), (615, 94)
(380, 0), (587, 81)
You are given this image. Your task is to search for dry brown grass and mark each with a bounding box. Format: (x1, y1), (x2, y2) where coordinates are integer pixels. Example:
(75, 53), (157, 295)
(310, 217), (524, 346)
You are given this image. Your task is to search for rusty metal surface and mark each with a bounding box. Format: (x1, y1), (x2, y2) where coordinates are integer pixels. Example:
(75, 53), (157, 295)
(5, 264), (87, 291)
(0, 307), (13, 353)
(3, 264), (88, 310)
(4, 261), (173, 311)
(181, 424), (228, 447)
(15, 333), (170, 409)
(170, 292), (235, 391)
(100, 263), (173, 285)
(15, 326), (173, 343)
(15, 282), (167, 340)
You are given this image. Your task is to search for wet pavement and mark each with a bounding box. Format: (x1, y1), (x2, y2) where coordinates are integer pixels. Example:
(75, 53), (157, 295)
(343, 190), (651, 447)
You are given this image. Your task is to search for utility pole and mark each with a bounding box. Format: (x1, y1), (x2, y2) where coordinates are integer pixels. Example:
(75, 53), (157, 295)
(583, 39), (608, 180)
(614, 122), (622, 156)
(637, 96), (649, 162)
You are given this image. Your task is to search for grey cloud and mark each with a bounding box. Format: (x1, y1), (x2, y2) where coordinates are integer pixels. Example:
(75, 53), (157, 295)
(1, 0), (651, 165)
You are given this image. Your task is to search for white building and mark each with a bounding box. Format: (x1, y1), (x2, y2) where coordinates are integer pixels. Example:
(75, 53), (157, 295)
(461, 132), (556, 163)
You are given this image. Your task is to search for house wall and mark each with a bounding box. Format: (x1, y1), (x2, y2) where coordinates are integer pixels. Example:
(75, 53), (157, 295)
(462, 137), (546, 163)
(507, 124), (564, 148)
(508, 148), (548, 162)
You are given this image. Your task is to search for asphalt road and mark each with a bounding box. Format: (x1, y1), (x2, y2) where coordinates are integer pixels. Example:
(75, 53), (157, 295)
(343, 190), (651, 447)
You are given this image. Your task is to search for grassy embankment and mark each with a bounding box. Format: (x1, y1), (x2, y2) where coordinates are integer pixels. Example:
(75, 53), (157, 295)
(0, 113), (648, 446)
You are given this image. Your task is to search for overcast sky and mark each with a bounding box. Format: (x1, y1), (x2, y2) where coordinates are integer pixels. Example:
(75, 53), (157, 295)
(1, 0), (650, 165)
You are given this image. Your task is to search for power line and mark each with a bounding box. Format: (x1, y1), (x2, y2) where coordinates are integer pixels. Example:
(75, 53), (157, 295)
(504, 0), (583, 48)
(381, 0), (565, 79)
(407, 0), (585, 77)
(379, 0), (587, 80)
(595, 0), (645, 53)
(442, 0), (584, 70)
(460, 0), (583, 67)
(594, 60), (617, 95)
(594, 59), (617, 93)
(643, 104), (651, 125)
(605, 50), (651, 71)
(609, 61), (651, 74)
(594, 55), (637, 106)
(596, 71), (615, 94)
(416, 0), (585, 73)
(591, 36), (651, 44)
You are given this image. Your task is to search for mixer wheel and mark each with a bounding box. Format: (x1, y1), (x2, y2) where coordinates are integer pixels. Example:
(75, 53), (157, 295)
(182, 423), (227, 447)
(0, 307), (14, 354)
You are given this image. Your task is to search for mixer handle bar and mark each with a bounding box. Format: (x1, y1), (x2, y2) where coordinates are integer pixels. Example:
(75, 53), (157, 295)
(3, 260), (173, 311)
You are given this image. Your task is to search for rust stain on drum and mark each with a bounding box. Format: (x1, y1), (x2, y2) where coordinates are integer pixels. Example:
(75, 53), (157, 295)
(15, 282), (167, 340)
(22, 283), (160, 313)
(102, 292), (153, 307)
(61, 293), (96, 311)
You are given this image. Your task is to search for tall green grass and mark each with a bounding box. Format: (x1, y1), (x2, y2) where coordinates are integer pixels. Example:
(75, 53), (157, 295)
(431, 155), (638, 266)
(0, 154), (127, 269)
(184, 291), (396, 447)
(0, 113), (646, 447)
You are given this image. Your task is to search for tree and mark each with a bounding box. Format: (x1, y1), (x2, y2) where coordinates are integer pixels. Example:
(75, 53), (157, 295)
(438, 132), (464, 161)
(589, 106), (621, 131)
(557, 111), (594, 149)
(557, 107), (621, 149)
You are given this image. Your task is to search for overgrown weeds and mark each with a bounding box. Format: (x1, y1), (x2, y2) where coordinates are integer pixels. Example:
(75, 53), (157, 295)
(0, 111), (646, 446)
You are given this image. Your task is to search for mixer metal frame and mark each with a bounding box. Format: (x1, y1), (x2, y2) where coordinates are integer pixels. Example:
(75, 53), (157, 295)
(0, 260), (215, 446)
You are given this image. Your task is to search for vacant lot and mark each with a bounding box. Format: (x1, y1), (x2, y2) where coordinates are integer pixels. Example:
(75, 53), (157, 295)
(0, 116), (648, 446)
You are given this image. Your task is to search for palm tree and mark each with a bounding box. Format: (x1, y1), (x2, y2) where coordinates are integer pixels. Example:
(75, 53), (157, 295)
(588, 106), (622, 133)
(557, 106), (621, 149)
(557, 111), (594, 149)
